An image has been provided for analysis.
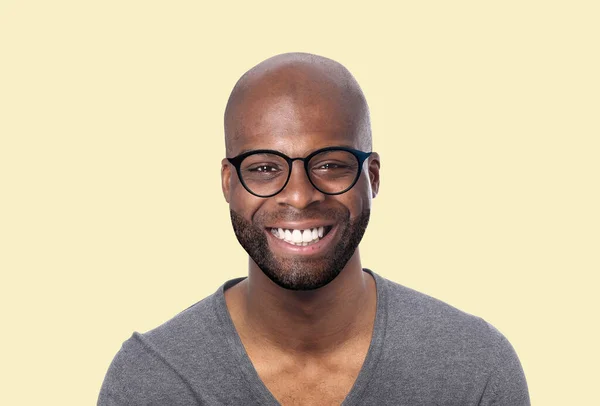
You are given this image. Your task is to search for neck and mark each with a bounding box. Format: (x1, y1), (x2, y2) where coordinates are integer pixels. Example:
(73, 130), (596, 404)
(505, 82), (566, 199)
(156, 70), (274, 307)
(232, 250), (377, 356)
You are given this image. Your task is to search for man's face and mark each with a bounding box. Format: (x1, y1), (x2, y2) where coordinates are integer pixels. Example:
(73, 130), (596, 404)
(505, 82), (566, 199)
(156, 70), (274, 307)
(222, 95), (380, 291)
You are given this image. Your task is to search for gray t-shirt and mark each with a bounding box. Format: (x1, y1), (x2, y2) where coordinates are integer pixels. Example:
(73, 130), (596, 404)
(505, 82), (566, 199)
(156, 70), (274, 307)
(98, 269), (529, 405)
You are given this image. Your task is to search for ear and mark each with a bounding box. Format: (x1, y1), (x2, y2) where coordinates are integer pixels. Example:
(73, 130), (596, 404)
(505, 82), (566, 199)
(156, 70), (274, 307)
(368, 152), (380, 198)
(221, 158), (232, 203)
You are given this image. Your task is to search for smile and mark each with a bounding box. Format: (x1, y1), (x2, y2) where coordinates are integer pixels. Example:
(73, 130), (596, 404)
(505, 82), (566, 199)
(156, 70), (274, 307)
(269, 226), (333, 246)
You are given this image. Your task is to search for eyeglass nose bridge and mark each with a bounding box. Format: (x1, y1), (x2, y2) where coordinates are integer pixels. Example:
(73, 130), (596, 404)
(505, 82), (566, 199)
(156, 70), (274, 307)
(289, 156), (311, 172)
(278, 156), (317, 194)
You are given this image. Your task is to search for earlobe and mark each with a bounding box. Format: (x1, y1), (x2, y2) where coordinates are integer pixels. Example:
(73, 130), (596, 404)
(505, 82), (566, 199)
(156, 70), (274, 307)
(368, 153), (380, 198)
(221, 159), (231, 203)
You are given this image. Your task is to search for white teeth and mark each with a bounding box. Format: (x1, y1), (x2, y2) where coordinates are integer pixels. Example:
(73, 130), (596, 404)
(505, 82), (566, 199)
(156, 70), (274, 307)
(271, 226), (328, 246)
(302, 229), (312, 242)
(292, 229), (303, 243)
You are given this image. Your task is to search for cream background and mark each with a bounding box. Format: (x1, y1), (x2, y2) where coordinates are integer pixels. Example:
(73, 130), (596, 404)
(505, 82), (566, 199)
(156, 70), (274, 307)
(1, 1), (598, 405)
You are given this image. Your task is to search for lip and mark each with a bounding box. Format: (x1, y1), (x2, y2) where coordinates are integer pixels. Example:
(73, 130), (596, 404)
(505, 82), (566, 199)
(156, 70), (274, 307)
(266, 221), (335, 230)
(265, 224), (338, 256)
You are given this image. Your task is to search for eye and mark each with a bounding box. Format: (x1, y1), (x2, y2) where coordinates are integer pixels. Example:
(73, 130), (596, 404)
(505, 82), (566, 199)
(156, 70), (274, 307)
(319, 163), (343, 169)
(249, 165), (278, 172)
(314, 162), (350, 170)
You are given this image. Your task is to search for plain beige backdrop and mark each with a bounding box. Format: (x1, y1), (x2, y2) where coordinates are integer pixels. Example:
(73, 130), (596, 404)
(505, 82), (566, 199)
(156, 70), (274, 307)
(1, 1), (598, 405)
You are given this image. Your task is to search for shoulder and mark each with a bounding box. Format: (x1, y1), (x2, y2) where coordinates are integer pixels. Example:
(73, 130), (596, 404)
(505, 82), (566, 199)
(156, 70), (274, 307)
(376, 274), (530, 404)
(97, 292), (224, 405)
(97, 331), (201, 405)
(381, 275), (502, 348)
(143, 292), (223, 349)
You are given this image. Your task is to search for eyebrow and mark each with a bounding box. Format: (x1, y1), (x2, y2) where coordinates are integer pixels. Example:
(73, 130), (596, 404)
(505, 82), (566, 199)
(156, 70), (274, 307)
(235, 144), (357, 157)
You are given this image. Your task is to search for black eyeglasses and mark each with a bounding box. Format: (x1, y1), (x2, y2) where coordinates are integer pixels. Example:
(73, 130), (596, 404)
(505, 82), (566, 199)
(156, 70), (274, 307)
(227, 146), (372, 198)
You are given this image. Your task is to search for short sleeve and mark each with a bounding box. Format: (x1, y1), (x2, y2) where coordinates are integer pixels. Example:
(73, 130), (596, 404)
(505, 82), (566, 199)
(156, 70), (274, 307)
(97, 333), (199, 406)
(478, 324), (530, 406)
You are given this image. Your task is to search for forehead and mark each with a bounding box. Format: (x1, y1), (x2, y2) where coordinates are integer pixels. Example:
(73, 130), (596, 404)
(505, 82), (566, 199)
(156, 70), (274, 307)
(229, 94), (361, 157)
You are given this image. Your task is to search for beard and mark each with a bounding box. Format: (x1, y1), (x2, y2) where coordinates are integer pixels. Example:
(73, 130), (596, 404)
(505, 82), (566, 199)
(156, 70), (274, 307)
(230, 207), (370, 291)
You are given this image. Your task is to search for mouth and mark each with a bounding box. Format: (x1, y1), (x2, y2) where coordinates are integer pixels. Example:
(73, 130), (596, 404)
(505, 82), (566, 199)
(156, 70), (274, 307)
(267, 225), (334, 247)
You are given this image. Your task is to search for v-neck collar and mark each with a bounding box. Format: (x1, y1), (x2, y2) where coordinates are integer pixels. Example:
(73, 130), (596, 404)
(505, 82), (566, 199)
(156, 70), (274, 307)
(213, 268), (388, 406)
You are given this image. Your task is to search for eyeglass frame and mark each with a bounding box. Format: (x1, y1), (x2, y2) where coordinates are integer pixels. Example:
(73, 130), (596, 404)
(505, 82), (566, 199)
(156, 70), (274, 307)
(226, 146), (373, 198)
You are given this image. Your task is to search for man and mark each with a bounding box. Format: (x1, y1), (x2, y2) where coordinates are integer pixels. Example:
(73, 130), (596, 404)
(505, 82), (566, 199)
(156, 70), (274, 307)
(98, 53), (529, 405)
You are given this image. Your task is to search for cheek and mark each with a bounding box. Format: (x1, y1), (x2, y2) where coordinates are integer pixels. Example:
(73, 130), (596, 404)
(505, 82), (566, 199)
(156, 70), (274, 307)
(229, 184), (265, 220)
(346, 177), (373, 214)
(336, 195), (368, 221)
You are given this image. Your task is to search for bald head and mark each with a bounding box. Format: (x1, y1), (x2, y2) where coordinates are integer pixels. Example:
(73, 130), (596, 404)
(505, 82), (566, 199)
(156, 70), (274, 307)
(224, 53), (371, 156)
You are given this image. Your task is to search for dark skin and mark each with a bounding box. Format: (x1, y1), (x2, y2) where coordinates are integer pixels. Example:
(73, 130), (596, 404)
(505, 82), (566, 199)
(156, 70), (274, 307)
(220, 54), (381, 404)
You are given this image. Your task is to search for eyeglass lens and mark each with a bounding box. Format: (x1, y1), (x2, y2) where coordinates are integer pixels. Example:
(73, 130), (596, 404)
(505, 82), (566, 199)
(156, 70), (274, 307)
(239, 150), (360, 196)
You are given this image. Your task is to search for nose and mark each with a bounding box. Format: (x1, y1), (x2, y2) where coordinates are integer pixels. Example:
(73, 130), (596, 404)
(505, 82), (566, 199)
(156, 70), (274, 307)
(274, 160), (326, 209)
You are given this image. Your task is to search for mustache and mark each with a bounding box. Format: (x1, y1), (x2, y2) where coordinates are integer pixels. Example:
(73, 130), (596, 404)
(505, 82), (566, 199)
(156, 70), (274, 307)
(229, 208), (350, 226)
(252, 207), (350, 225)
